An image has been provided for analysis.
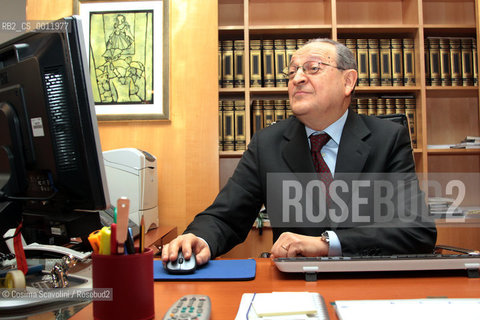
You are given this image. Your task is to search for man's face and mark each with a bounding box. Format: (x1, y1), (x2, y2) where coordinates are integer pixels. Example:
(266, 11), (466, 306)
(288, 42), (349, 129)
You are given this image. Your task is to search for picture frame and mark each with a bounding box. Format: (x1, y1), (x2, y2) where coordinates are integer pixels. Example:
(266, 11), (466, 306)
(75, 0), (169, 120)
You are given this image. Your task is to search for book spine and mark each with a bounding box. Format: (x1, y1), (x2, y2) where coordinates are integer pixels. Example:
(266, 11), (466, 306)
(357, 39), (369, 86)
(222, 40), (234, 88)
(219, 100), (223, 150)
(296, 39), (307, 49)
(234, 40), (245, 88)
(285, 39), (297, 66)
(263, 100), (275, 127)
(262, 40), (275, 88)
(395, 98), (405, 115)
(403, 38), (415, 86)
(428, 38), (441, 86)
(385, 98), (396, 114)
(368, 39), (380, 86)
(218, 41), (223, 87)
(439, 38), (452, 86)
(356, 98), (368, 115)
(461, 38), (474, 86)
(251, 100), (263, 135)
(274, 99), (286, 122)
(350, 97), (357, 114)
(250, 40), (263, 87)
(367, 98), (377, 116)
(222, 100), (235, 151)
(376, 98), (386, 115)
(285, 100), (293, 119)
(391, 39), (404, 86)
(449, 38), (462, 86)
(379, 39), (392, 86)
(234, 100), (246, 151)
(274, 39), (287, 87)
(345, 39), (358, 70)
(473, 39), (477, 86)
(405, 98), (417, 148)
(424, 40), (431, 86)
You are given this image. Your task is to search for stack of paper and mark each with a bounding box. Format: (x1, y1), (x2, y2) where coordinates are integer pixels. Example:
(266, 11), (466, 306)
(235, 292), (329, 320)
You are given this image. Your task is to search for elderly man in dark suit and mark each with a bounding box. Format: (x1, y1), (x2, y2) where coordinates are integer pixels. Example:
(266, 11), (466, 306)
(163, 38), (437, 266)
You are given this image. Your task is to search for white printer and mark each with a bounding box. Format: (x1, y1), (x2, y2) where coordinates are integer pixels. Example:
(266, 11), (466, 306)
(103, 148), (158, 230)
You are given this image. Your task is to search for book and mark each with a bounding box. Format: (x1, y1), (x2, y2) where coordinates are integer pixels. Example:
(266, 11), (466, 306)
(251, 100), (263, 134)
(367, 98), (377, 116)
(439, 38), (451, 86)
(285, 39), (297, 67)
(233, 40), (245, 88)
(234, 100), (246, 151)
(262, 40), (275, 87)
(394, 97), (405, 114)
(222, 100), (235, 151)
(218, 41), (223, 87)
(376, 98), (386, 115)
(427, 38), (441, 86)
(345, 39), (357, 67)
(274, 39), (287, 87)
(222, 40), (234, 88)
(385, 98), (395, 114)
(263, 100), (275, 127)
(403, 38), (415, 86)
(424, 40), (431, 85)
(472, 39), (477, 86)
(461, 38), (474, 86)
(368, 39), (380, 86)
(357, 39), (369, 86)
(274, 99), (286, 122)
(391, 39), (403, 86)
(379, 39), (392, 86)
(405, 98), (417, 148)
(218, 100), (223, 150)
(449, 38), (462, 86)
(250, 40), (262, 87)
(285, 99), (293, 118)
(356, 98), (368, 115)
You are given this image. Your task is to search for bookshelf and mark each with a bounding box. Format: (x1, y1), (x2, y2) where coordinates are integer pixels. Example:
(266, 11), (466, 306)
(218, 0), (480, 258)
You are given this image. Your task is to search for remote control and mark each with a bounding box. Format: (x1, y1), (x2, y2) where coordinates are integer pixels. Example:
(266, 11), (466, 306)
(163, 294), (211, 320)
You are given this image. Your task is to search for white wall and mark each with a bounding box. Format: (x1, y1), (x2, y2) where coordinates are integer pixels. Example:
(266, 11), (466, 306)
(0, 0), (26, 43)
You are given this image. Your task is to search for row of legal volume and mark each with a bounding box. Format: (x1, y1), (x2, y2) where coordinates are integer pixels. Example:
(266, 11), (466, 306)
(219, 96), (416, 152)
(218, 38), (417, 88)
(425, 37), (478, 86)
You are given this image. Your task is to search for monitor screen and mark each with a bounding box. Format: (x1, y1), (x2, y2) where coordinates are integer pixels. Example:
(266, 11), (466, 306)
(0, 16), (110, 250)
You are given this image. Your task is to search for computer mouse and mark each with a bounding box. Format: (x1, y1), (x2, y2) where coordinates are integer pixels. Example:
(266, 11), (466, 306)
(164, 251), (197, 274)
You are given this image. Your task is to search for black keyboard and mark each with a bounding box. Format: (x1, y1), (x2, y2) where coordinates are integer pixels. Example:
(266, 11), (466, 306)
(274, 254), (480, 278)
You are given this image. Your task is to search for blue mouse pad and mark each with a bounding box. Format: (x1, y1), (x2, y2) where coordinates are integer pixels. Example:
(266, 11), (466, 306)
(153, 259), (256, 281)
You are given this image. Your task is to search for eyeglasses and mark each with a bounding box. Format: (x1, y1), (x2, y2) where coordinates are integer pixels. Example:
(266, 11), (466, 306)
(282, 60), (345, 80)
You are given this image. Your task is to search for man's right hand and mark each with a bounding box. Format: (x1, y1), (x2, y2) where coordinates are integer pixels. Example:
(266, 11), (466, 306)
(161, 233), (211, 266)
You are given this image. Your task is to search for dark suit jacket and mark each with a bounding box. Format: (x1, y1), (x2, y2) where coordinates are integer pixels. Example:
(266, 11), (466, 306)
(185, 110), (437, 257)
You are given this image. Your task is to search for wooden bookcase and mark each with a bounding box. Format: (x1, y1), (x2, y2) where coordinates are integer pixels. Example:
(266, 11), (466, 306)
(218, 0), (480, 258)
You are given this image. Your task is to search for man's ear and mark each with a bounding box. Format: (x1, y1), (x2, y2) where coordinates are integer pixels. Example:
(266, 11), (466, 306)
(343, 69), (357, 96)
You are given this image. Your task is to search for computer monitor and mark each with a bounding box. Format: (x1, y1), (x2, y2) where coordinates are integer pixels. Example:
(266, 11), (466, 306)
(0, 16), (110, 250)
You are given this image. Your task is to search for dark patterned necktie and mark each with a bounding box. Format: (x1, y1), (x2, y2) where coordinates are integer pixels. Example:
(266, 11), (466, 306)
(310, 133), (333, 190)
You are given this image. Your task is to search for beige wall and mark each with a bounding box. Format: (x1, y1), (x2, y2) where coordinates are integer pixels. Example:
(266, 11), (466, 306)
(25, 0), (220, 233)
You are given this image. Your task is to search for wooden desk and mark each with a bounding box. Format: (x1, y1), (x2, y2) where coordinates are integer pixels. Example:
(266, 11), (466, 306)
(72, 258), (480, 319)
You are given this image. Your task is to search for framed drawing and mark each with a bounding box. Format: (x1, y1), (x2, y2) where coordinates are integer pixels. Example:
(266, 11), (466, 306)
(76, 0), (169, 120)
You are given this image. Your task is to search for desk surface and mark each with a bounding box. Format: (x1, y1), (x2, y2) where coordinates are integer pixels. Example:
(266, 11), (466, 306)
(72, 258), (480, 320)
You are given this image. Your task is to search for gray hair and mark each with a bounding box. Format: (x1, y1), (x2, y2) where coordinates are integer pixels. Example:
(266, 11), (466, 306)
(304, 38), (357, 71)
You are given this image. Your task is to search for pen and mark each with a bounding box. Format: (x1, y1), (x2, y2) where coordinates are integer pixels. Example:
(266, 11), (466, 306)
(116, 197), (130, 255)
(99, 226), (111, 255)
(125, 228), (135, 255)
(140, 215), (145, 253)
(110, 223), (117, 255)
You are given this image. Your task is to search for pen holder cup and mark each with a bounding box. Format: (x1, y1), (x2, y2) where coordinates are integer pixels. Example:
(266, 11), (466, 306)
(92, 248), (154, 320)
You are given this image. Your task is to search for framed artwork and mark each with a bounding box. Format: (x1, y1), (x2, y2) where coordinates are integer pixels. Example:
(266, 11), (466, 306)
(76, 0), (169, 120)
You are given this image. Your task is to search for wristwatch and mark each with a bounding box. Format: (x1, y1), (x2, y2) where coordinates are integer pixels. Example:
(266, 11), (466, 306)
(320, 231), (330, 247)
